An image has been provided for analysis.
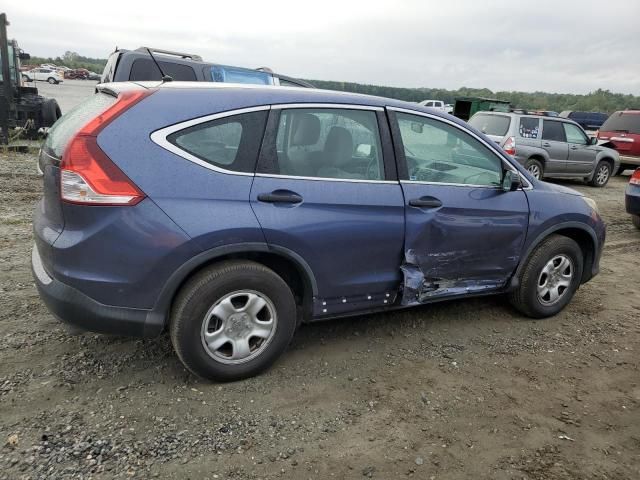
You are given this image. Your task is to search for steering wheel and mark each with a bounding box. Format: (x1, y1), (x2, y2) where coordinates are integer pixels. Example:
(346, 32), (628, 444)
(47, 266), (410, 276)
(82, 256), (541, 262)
(366, 158), (381, 180)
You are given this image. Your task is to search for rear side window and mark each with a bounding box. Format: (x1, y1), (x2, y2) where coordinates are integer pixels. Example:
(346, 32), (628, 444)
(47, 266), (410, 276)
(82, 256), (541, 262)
(542, 120), (566, 142)
(601, 112), (640, 134)
(468, 114), (510, 136)
(167, 111), (268, 173)
(44, 93), (117, 157)
(129, 59), (197, 81)
(519, 117), (540, 138)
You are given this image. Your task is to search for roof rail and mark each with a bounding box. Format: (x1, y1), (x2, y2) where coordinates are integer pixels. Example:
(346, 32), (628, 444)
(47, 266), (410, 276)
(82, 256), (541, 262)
(135, 47), (203, 61)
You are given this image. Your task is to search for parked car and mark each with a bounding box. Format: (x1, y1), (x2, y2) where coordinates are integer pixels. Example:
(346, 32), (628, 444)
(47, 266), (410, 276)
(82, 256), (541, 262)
(33, 82), (606, 381)
(468, 111), (619, 187)
(64, 68), (89, 80)
(22, 67), (64, 84)
(625, 168), (640, 229)
(419, 100), (446, 111)
(86, 71), (101, 81)
(101, 47), (313, 87)
(597, 110), (640, 173)
(559, 111), (608, 132)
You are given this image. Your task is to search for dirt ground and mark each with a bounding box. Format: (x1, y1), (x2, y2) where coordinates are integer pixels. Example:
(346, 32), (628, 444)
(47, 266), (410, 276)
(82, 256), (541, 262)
(0, 150), (638, 480)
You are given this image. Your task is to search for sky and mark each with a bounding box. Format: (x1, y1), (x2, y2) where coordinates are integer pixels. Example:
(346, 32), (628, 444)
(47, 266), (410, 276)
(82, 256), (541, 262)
(6, 0), (640, 95)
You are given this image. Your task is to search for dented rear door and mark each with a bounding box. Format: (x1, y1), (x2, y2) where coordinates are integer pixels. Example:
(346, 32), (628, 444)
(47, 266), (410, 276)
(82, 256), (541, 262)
(389, 109), (529, 305)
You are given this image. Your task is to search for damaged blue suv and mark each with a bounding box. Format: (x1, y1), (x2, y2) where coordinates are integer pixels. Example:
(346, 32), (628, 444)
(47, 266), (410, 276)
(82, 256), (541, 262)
(33, 82), (606, 381)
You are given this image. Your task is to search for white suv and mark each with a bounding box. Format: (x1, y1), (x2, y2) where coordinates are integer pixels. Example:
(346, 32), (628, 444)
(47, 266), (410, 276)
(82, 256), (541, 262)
(22, 68), (64, 84)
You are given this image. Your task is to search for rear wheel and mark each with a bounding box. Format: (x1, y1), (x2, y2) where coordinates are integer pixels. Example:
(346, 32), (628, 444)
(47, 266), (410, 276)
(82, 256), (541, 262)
(170, 260), (297, 381)
(525, 158), (544, 180)
(47, 77), (57, 84)
(509, 235), (583, 318)
(41, 98), (61, 127)
(632, 215), (640, 230)
(588, 160), (611, 187)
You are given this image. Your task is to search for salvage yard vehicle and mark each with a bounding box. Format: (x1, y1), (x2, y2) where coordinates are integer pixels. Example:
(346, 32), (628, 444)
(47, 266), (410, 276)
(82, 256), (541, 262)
(453, 96), (510, 121)
(625, 168), (640, 229)
(559, 110), (608, 132)
(101, 46), (313, 87)
(0, 13), (61, 144)
(22, 67), (64, 84)
(597, 110), (640, 173)
(468, 111), (619, 187)
(32, 82), (606, 381)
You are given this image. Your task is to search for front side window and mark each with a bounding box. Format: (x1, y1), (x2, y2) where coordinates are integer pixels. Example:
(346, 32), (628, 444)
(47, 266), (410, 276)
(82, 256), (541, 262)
(542, 120), (566, 142)
(168, 111), (267, 173)
(563, 123), (588, 144)
(397, 112), (502, 187)
(274, 108), (384, 180)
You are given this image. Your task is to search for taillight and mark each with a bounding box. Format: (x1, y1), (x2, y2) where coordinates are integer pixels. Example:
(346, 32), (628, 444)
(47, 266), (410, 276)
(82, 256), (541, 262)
(503, 136), (516, 156)
(60, 90), (152, 205)
(630, 168), (640, 186)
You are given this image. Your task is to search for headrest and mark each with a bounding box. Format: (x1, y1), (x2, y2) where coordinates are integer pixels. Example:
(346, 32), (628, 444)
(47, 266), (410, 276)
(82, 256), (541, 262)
(291, 113), (321, 146)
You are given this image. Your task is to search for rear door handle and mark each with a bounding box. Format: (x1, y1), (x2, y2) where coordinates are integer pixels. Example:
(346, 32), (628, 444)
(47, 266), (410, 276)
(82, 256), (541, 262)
(570, 145), (578, 150)
(408, 196), (442, 208)
(257, 191), (303, 204)
(542, 142), (551, 147)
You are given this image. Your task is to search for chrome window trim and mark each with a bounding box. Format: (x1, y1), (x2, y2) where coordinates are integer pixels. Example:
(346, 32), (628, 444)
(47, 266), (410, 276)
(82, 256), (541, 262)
(255, 173), (398, 184)
(387, 106), (533, 190)
(150, 105), (271, 177)
(272, 103), (384, 112)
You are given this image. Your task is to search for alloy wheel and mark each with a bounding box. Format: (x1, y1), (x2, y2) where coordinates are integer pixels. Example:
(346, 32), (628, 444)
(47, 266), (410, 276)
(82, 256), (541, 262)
(527, 164), (541, 179)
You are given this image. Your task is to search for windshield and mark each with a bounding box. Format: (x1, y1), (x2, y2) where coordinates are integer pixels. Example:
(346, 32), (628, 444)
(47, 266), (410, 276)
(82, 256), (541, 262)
(600, 112), (640, 134)
(468, 114), (511, 136)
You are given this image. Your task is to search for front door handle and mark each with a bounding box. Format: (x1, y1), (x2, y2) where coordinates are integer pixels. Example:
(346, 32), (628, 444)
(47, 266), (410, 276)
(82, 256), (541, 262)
(542, 142), (551, 147)
(257, 190), (303, 204)
(570, 145), (578, 150)
(408, 196), (442, 208)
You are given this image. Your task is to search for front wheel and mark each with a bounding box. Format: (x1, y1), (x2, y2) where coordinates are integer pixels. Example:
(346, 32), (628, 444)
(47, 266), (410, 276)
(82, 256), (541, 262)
(508, 235), (583, 318)
(588, 161), (611, 187)
(525, 158), (544, 180)
(170, 260), (297, 381)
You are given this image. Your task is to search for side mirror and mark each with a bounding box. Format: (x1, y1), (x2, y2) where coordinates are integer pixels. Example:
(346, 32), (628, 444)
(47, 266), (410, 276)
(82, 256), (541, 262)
(18, 52), (31, 61)
(502, 170), (522, 192)
(590, 136), (598, 145)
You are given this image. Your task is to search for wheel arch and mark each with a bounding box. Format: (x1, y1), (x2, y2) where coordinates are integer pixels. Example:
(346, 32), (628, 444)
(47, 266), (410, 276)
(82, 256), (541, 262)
(145, 243), (317, 334)
(509, 222), (598, 290)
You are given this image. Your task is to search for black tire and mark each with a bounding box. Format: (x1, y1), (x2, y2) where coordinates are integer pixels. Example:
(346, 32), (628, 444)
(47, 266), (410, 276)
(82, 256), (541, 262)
(524, 158), (544, 180)
(508, 235), (583, 318)
(47, 77), (57, 84)
(41, 98), (61, 127)
(170, 260), (297, 381)
(588, 160), (611, 187)
(632, 215), (640, 230)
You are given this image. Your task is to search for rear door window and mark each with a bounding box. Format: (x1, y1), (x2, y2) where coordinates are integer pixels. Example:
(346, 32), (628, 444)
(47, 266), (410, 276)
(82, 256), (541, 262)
(129, 59), (197, 81)
(167, 111), (268, 173)
(542, 120), (566, 142)
(519, 117), (540, 138)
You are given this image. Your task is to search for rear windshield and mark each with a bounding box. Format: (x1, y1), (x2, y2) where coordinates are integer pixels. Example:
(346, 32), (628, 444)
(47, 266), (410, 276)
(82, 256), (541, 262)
(129, 58), (197, 81)
(600, 112), (640, 134)
(44, 93), (117, 158)
(468, 114), (511, 136)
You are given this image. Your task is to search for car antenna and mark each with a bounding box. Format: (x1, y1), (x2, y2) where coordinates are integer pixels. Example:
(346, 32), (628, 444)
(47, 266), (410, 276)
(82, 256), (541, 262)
(146, 47), (172, 82)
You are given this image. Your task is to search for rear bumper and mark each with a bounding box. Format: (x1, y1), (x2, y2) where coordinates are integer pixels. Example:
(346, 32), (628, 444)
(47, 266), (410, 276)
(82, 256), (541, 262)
(625, 184), (640, 216)
(32, 245), (164, 337)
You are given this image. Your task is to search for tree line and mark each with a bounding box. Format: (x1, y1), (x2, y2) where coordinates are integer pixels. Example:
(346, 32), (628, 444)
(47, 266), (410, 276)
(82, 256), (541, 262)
(303, 80), (640, 114)
(22, 51), (639, 113)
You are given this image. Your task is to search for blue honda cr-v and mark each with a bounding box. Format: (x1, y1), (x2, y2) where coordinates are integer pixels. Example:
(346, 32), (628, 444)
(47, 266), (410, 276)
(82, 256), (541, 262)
(33, 82), (606, 381)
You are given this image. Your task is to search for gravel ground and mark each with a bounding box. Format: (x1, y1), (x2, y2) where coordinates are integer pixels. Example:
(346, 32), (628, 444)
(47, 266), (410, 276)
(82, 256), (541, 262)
(0, 151), (638, 480)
